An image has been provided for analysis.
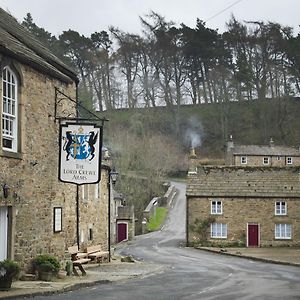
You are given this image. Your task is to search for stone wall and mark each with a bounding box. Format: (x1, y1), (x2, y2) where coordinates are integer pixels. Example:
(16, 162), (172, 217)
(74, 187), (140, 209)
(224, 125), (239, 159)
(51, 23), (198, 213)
(187, 196), (300, 247)
(233, 155), (300, 167)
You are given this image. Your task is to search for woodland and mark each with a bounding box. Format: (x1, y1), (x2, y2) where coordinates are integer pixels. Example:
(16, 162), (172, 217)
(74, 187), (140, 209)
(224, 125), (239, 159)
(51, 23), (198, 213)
(21, 12), (300, 233)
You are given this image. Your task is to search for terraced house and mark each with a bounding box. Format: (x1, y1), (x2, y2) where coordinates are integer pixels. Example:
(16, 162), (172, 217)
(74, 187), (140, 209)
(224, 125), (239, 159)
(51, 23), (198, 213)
(226, 136), (300, 167)
(0, 8), (110, 271)
(186, 166), (300, 247)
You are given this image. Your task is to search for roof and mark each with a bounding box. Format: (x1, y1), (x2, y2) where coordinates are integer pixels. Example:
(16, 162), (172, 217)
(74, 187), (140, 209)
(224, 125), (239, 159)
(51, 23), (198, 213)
(186, 166), (300, 198)
(232, 145), (300, 156)
(0, 8), (78, 84)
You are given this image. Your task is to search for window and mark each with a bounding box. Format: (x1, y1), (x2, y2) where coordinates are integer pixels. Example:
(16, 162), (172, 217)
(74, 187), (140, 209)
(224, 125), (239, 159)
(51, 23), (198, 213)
(241, 156), (247, 164)
(277, 156), (281, 161)
(275, 224), (291, 239)
(275, 201), (287, 215)
(82, 185), (88, 202)
(263, 157), (270, 165)
(286, 157), (293, 165)
(211, 200), (222, 214)
(94, 183), (99, 199)
(211, 223), (227, 238)
(2, 66), (18, 152)
(53, 207), (62, 233)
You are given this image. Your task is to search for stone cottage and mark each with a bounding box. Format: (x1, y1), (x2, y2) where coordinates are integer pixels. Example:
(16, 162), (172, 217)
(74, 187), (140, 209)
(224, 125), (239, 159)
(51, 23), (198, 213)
(0, 8), (111, 270)
(186, 166), (300, 247)
(226, 136), (300, 166)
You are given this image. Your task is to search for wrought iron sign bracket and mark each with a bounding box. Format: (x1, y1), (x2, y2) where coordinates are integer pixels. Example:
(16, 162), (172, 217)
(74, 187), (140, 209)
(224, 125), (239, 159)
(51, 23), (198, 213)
(54, 87), (109, 126)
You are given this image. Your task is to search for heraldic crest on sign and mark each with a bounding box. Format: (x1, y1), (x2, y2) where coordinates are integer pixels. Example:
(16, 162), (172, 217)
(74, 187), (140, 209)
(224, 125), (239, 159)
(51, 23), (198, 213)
(59, 123), (102, 185)
(63, 127), (98, 161)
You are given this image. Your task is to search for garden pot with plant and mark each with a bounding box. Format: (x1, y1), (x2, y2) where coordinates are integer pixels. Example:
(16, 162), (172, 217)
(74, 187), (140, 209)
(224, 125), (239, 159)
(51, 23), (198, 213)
(0, 259), (20, 290)
(33, 254), (60, 281)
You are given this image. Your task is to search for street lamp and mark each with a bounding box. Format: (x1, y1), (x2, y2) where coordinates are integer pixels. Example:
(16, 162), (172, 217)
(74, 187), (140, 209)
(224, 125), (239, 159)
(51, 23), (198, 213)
(110, 169), (119, 186)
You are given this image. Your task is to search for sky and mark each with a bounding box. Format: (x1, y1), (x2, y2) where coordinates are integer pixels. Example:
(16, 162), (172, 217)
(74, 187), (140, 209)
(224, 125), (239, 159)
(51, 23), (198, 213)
(0, 0), (299, 37)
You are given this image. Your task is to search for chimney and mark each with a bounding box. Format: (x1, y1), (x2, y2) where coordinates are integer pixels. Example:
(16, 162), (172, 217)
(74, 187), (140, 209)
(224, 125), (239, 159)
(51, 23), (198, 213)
(188, 147), (197, 175)
(189, 147), (197, 159)
(270, 138), (275, 148)
(227, 134), (234, 151)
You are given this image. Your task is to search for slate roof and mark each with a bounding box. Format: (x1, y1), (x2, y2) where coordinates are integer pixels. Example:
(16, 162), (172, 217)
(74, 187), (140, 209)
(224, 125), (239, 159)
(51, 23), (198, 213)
(232, 145), (300, 156)
(0, 8), (78, 84)
(186, 166), (300, 198)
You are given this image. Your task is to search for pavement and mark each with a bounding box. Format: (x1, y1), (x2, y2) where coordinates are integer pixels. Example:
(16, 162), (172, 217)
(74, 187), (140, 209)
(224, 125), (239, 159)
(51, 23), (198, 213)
(1, 248), (300, 299)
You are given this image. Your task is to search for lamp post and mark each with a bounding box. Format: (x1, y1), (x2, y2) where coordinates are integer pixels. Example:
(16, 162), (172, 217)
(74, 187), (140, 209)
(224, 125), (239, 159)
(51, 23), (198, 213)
(108, 168), (119, 262)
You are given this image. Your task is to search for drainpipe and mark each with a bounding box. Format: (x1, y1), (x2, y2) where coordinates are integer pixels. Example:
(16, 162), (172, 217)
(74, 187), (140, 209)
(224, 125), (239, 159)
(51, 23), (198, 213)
(107, 169), (111, 262)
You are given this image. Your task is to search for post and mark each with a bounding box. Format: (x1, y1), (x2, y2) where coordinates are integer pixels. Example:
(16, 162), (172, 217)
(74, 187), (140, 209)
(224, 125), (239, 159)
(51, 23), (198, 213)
(76, 185), (80, 248)
(108, 174), (111, 262)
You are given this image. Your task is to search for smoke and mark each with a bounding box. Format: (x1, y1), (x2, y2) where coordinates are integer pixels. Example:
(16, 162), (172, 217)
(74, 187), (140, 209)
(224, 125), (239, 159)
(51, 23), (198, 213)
(184, 116), (203, 148)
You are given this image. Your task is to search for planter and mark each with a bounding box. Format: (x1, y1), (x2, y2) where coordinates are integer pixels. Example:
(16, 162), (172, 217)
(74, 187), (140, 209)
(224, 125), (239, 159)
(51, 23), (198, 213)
(38, 271), (54, 282)
(0, 277), (13, 291)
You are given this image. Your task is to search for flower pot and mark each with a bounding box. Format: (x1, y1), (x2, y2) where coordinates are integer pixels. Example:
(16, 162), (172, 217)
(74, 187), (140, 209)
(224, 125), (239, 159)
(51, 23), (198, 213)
(38, 271), (54, 281)
(0, 277), (13, 290)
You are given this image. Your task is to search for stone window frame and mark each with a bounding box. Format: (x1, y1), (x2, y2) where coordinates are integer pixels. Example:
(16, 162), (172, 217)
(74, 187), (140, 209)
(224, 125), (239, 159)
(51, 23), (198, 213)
(211, 200), (222, 215)
(263, 157), (270, 165)
(275, 201), (287, 215)
(240, 156), (247, 165)
(275, 223), (291, 239)
(286, 157), (293, 165)
(211, 223), (227, 239)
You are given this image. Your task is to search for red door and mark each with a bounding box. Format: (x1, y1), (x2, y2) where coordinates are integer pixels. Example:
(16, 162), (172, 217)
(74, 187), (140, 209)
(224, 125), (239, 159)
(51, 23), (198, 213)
(248, 224), (259, 247)
(117, 223), (127, 243)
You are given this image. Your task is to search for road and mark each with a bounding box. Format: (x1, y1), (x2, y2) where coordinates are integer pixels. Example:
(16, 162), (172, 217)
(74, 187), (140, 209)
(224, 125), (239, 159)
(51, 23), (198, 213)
(30, 182), (300, 300)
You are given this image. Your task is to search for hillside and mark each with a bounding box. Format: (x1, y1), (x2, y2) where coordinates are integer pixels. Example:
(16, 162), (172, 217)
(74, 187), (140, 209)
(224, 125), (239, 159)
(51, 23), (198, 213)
(100, 97), (300, 161)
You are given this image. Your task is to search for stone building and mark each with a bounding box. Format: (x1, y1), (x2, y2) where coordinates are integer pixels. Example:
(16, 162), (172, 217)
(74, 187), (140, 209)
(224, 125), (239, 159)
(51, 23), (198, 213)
(186, 166), (300, 247)
(0, 8), (111, 270)
(226, 136), (300, 166)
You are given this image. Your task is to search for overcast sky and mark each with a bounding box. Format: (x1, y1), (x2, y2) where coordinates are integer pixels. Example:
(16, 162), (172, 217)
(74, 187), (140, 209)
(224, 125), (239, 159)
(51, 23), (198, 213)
(0, 0), (299, 36)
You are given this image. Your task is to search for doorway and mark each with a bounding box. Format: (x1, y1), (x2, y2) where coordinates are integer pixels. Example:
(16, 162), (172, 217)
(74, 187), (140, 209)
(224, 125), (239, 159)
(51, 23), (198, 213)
(117, 223), (128, 243)
(247, 223), (259, 247)
(0, 206), (8, 260)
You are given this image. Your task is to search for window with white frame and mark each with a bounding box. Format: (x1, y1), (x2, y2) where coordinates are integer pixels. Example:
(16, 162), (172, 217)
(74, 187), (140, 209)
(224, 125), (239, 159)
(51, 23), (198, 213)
(2, 66), (18, 152)
(275, 201), (287, 215)
(286, 157), (293, 165)
(211, 223), (227, 238)
(211, 200), (222, 214)
(241, 156), (247, 164)
(263, 157), (270, 165)
(275, 224), (291, 239)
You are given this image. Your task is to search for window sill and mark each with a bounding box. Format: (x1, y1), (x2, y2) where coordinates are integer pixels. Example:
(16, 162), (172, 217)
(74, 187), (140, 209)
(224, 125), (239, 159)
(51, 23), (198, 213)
(1, 150), (22, 160)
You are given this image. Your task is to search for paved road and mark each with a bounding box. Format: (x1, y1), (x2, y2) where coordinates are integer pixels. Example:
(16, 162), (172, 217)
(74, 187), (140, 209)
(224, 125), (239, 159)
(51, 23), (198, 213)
(30, 182), (300, 300)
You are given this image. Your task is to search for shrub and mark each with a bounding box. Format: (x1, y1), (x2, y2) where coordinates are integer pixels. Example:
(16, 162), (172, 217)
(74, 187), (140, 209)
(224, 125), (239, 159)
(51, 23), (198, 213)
(0, 260), (20, 279)
(34, 254), (60, 274)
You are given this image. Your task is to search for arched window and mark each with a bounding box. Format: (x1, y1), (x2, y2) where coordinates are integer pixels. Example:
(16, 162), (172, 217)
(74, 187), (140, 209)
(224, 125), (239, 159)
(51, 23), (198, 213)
(2, 66), (18, 152)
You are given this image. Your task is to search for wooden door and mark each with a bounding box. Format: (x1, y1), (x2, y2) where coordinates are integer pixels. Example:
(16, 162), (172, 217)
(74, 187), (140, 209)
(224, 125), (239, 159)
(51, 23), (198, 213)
(117, 223), (127, 243)
(248, 224), (259, 247)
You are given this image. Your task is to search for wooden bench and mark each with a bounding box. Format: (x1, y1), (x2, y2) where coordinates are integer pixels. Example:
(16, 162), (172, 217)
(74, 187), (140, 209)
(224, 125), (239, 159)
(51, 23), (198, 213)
(86, 245), (109, 263)
(68, 246), (91, 276)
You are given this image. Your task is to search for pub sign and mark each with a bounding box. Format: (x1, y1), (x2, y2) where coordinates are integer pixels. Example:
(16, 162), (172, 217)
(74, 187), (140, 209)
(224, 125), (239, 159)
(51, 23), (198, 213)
(59, 123), (102, 185)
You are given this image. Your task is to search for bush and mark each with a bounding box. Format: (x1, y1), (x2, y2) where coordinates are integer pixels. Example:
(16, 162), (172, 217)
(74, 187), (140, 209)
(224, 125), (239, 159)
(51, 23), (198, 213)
(0, 260), (20, 279)
(34, 254), (60, 274)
